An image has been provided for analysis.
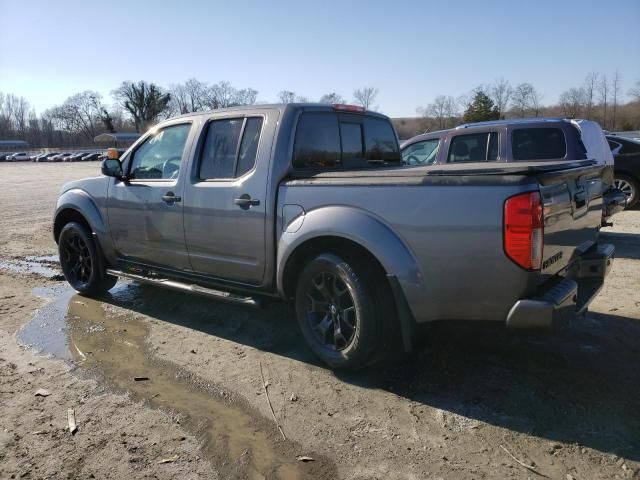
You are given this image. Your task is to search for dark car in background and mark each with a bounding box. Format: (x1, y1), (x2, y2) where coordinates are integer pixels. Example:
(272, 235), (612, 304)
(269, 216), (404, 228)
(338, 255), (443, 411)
(49, 152), (71, 162)
(607, 135), (640, 208)
(81, 152), (101, 161)
(34, 152), (57, 162)
(65, 152), (88, 162)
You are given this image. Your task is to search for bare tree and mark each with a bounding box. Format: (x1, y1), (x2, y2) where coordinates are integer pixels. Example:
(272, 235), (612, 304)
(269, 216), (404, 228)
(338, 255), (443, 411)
(234, 88), (258, 106)
(529, 87), (543, 117)
(206, 81), (237, 109)
(183, 78), (209, 112)
(558, 87), (586, 118)
(598, 74), (609, 128)
(169, 83), (189, 115)
(629, 80), (640, 102)
(611, 70), (622, 130)
(169, 78), (209, 115)
(490, 78), (512, 118)
(113, 81), (171, 132)
(319, 92), (345, 104)
(511, 83), (533, 117)
(47, 91), (104, 141)
(583, 72), (598, 119)
(278, 90), (296, 104)
(353, 87), (379, 110)
(421, 95), (458, 129)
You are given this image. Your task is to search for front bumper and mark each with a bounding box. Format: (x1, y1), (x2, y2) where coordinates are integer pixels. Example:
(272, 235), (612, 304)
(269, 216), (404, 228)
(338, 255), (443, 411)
(506, 243), (614, 328)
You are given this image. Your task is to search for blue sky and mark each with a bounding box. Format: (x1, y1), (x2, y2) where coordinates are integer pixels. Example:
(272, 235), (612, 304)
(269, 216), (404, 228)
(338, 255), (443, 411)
(1, 0), (639, 117)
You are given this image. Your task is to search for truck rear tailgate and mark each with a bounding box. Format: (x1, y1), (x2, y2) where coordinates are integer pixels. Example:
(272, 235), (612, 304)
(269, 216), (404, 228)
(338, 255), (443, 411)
(536, 163), (605, 277)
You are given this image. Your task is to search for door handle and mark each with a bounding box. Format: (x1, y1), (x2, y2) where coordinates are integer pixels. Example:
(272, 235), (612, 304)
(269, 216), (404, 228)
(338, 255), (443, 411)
(162, 192), (181, 204)
(234, 194), (260, 209)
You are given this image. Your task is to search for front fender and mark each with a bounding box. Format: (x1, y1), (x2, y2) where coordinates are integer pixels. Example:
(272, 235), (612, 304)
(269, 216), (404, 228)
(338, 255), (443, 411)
(53, 189), (116, 263)
(276, 205), (427, 320)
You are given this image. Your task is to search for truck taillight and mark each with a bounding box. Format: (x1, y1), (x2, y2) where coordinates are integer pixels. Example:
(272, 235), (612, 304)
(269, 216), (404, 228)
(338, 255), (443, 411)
(504, 191), (543, 270)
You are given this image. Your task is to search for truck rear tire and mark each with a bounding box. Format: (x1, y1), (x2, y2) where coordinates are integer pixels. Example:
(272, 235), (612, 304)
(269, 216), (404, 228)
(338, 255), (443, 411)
(294, 253), (393, 370)
(58, 222), (117, 295)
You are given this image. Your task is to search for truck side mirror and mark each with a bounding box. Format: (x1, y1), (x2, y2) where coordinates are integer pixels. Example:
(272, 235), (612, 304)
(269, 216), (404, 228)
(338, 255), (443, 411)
(101, 158), (123, 179)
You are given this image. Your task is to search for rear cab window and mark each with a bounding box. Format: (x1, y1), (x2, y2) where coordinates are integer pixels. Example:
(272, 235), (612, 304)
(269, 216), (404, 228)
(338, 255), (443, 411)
(512, 128), (566, 161)
(293, 111), (400, 170)
(447, 132), (498, 162)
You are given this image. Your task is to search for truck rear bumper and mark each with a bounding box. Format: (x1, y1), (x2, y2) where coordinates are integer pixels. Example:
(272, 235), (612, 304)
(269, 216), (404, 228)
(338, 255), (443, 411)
(506, 243), (614, 328)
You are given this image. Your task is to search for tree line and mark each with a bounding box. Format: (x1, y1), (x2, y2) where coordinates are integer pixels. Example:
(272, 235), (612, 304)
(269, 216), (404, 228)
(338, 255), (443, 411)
(0, 80), (380, 148)
(1, 74), (639, 148)
(417, 73), (640, 134)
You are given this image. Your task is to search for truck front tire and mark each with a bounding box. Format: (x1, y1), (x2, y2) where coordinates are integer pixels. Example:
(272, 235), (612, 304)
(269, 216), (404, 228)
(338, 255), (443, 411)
(294, 253), (393, 370)
(58, 222), (117, 295)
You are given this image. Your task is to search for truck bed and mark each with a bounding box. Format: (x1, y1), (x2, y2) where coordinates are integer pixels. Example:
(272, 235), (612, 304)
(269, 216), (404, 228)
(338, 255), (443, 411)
(279, 160), (606, 324)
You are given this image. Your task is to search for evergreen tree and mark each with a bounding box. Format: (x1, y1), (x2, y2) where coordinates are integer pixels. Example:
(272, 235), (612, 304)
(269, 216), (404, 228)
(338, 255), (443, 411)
(463, 91), (500, 123)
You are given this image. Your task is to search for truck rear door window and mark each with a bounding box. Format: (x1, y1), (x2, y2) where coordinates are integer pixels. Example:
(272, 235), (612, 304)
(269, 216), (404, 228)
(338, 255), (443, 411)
(236, 117), (263, 176)
(293, 112), (400, 170)
(199, 117), (263, 179)
(512, 128), (566, 161)
(448, 132), (498, 162)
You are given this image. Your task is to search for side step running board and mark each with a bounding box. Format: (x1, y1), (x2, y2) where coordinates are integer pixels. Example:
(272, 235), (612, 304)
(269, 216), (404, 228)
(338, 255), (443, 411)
(106, 269), (261, 308)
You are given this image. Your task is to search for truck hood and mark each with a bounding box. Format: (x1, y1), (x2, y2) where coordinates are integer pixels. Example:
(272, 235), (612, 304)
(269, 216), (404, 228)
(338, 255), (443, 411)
(59, 176), (108, 195)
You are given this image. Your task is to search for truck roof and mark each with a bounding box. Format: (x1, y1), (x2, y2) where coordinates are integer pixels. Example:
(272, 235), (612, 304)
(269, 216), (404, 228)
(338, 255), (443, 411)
(170, 103), (389, 121)
(456, 118), (572, 129)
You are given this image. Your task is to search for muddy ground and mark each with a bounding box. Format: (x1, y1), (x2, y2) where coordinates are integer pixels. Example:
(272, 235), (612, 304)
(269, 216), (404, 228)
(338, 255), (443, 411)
(0, 162), (639, 480)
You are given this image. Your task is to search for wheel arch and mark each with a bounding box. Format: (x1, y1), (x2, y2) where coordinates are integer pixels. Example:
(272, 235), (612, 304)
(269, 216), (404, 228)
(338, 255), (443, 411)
(277, 206), (426, 351)
(53, 189), (106, 244)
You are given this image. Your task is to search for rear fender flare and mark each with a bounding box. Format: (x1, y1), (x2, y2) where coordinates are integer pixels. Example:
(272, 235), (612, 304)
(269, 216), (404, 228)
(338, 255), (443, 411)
(277, 205), (426, 317)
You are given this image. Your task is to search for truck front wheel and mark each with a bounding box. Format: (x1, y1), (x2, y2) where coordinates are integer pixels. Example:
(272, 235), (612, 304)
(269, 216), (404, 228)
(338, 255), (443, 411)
(295, 253), (392, 370)
(58, 222), (117, 295)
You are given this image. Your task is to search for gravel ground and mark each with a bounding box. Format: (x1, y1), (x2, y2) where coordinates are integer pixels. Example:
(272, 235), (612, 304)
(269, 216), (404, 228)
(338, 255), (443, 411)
(0, 162), (639, 479)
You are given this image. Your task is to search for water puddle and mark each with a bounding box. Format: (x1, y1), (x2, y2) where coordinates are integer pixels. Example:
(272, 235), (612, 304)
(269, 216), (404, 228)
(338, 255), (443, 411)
(18, 284), (334, 479)
(0, 257), (63, 279)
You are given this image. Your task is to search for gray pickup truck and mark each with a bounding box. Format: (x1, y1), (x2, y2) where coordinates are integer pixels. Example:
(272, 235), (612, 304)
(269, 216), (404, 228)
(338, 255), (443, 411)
(54, 104), (614, 369)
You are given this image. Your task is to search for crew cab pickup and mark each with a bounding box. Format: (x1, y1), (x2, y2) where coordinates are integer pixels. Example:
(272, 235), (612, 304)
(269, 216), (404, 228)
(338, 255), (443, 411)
(54, 104), (615, 369)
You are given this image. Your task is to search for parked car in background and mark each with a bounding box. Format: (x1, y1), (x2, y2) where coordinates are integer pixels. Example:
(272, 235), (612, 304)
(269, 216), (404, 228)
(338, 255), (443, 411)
(54, 104), (614, 369)
(81, 152), (101, 161)
(49, 152), (71, 162)
(401, 118), (612, 168)
(6, 152), (31, 162)
(607, 135), (640, 208)
(33, 152), (52, 162)
(401, 118), (624, 222)
(66, 152), (88, 162)
(0, 152), (15, 161)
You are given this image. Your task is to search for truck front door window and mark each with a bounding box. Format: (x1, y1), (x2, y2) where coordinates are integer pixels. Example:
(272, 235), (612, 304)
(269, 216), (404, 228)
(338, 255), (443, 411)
(129, 124), (191, 180)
